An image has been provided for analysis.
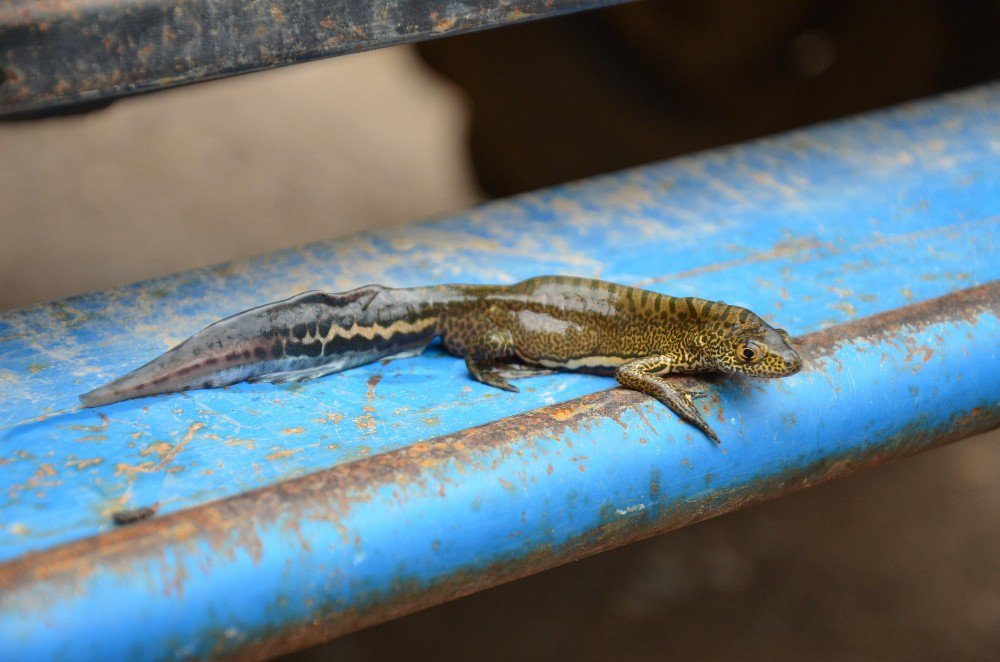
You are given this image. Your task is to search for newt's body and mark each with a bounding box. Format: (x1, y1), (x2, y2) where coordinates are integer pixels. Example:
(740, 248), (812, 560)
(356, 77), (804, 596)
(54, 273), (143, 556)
(81, 276), (802, 441)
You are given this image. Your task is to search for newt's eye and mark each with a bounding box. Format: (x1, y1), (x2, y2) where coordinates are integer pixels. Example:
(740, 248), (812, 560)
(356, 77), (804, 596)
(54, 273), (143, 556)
(737, 341), (763, 364)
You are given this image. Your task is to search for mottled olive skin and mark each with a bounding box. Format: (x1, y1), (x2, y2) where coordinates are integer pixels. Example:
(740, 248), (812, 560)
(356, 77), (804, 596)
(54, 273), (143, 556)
(431, 275), (801, 374)
(430, 276), (801, 441)
(81, 276), (802, 442)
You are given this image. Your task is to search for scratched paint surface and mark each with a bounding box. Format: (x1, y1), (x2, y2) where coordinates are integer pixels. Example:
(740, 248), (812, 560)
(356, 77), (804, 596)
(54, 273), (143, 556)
(3, 289), (998, 660)
(1, 85), (999, 563)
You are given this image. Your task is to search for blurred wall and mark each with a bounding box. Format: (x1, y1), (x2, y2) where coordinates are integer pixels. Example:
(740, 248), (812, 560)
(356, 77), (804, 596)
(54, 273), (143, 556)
(0, 47), (481, 310)
(419, 0), (1000, 195)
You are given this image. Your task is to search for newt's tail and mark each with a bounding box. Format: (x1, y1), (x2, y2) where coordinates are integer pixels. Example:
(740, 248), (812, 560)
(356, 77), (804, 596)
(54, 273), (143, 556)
(80, 285), (440, 407)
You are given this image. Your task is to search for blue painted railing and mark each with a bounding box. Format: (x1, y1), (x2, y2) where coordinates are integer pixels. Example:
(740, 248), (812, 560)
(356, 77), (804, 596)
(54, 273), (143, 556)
(1, 84), (998, 659)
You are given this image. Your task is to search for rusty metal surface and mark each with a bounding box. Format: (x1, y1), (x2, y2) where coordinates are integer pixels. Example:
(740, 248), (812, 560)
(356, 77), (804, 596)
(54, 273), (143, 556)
(0, 85), (999, 658)
(2, 284), (998, 659)
(0, 0), (630, 117)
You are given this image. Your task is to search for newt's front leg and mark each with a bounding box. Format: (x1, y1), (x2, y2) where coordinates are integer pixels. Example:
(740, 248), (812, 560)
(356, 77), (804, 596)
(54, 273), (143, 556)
(615, 355), (720, 443)
(465, 328), (519, 392)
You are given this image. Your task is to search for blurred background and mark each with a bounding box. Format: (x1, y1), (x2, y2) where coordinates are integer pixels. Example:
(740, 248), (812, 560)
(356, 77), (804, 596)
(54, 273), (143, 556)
(3, 0), (999, 658)
(0, 47), (481, 309)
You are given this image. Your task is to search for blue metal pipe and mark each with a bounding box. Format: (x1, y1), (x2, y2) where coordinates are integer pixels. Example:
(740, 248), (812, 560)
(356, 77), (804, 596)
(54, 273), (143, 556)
(1, 84), (999, 658)
(1, 284), (997, 659)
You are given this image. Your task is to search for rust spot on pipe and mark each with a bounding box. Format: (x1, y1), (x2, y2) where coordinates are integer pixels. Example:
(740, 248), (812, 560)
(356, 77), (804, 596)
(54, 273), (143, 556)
(111, 506), (158, 526)
(365, 373), (381, 401)
(114, 422), (203, 477)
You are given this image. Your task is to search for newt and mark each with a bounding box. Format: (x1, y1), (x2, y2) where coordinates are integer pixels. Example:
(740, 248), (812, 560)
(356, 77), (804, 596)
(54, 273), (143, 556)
(80, 276), (802, 442)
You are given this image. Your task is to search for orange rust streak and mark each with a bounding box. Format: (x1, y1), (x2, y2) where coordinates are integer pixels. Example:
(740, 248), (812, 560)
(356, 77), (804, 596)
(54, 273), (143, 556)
(153, 422), (203, 471)
(65, 412), (110, 432)
(115, 422), (203, 477)
(265, 449), (302, 461)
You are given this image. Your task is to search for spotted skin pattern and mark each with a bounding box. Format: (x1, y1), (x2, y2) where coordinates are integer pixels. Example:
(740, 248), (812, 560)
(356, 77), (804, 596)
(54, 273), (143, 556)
(81, 276), (802, 442)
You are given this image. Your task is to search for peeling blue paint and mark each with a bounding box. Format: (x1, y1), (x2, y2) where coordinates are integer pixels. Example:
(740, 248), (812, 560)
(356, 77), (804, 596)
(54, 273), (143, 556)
(1, 85), (999, 659)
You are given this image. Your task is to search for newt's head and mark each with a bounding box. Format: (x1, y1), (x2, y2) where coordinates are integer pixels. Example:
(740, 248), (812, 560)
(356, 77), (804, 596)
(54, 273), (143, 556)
(709, 310), (803, 378)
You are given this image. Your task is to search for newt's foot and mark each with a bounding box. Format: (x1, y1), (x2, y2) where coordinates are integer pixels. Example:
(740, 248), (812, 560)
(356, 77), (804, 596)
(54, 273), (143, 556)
(495, 363), (558, 381)
(476, 372), (520, 393)
(615, 357), (722, 444)
(680, 390), (720, 443)
(695, 419), (721, 444)
(464, 328), (520, 393)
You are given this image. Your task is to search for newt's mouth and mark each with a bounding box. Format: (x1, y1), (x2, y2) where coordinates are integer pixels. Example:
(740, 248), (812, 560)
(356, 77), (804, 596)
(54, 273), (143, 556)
(784, 354), (804, 375)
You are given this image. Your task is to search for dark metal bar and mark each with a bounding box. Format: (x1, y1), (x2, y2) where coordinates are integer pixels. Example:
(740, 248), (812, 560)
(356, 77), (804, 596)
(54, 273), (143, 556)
(0, 0), (629, 117)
